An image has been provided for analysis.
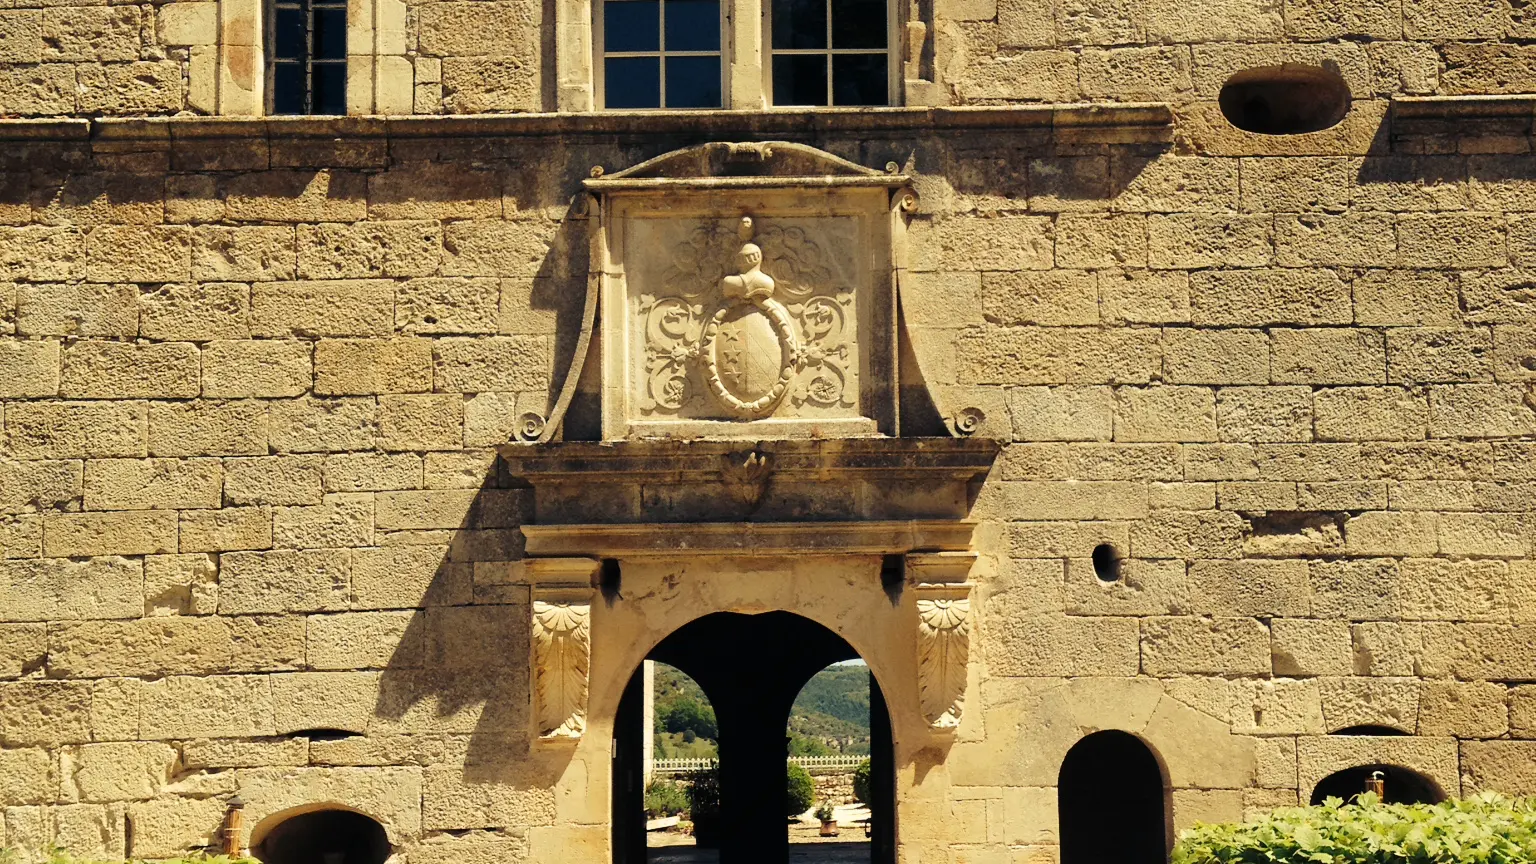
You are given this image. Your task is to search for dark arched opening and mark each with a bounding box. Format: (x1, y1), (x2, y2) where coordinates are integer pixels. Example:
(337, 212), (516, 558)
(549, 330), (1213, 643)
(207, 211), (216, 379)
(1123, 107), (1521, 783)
(252, 809), (391, 864)
(1059, 731), (1168, 864)
(786, 660), (874, 844)
(1310, 765), (1445, 806)
(613, 611), (894, 864)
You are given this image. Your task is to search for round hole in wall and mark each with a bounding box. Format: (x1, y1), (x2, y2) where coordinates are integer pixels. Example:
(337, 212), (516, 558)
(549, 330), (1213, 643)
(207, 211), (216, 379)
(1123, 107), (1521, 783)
(1218, 64), (1351, 135)
(1091, 544), (1121, 583)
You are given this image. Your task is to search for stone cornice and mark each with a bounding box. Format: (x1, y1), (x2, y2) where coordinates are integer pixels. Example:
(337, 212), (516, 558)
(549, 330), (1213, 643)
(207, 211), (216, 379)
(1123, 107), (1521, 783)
(0, 104), (1173, 143)
(520, 520), (978, 557)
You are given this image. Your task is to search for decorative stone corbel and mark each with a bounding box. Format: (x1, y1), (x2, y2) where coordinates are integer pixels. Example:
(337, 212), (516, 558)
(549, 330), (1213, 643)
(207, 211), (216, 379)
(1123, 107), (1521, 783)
(528, 558), (600, 742)
(909, 552), (976, 734)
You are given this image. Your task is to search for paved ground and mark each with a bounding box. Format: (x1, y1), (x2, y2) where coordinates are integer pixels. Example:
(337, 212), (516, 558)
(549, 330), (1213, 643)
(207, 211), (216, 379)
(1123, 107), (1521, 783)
(648, 841), (872, 864)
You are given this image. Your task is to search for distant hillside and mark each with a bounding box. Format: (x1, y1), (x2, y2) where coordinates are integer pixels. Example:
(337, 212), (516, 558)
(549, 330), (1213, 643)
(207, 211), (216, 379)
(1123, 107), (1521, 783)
(651, 662), (872, 758)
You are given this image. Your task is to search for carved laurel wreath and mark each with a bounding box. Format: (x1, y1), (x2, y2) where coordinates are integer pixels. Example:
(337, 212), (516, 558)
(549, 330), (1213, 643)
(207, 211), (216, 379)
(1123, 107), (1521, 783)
(698, 294), (802, 419)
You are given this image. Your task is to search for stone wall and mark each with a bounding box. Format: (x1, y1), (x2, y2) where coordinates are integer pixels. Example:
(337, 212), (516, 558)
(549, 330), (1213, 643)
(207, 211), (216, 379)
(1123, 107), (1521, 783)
(5, 0), (1536, 115)
(1, 75), (1535, 864)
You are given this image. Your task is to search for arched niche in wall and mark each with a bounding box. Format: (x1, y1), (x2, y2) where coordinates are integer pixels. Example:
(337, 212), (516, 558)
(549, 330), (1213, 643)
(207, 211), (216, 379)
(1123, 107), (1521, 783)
(1310, 765), (1446, 806)
(1058, 730), (1169, 864)
(250, 806), (392, 864)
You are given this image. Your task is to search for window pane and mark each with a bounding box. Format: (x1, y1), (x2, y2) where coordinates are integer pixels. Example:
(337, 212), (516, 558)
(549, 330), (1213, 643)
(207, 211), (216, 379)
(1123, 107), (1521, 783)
(606, 56), (661, 107)
(313, 61), (347, 114)
(666, 55), (721, 108)
(605, 0), (661, 52)
(665, 0), (720, 51)
(832, 53), (886, 105)
(771, 0), (826, 49)
(314, 6), (347, 59)
(273, 6), (306, 60)
(831, 0), (885, 49)
(772, 53), (825, 105)
(271, 62), (305, 114)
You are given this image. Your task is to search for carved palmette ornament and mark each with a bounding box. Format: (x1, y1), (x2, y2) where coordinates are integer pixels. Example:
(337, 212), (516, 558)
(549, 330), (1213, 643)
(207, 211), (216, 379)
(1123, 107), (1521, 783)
(916, 588), (971, 731)
(532, 599), (591, 740)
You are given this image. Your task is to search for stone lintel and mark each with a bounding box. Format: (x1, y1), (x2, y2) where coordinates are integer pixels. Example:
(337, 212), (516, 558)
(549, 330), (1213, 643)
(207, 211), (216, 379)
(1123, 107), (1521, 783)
(521, 520), (976, 558)
(0, 104), (1173, 143)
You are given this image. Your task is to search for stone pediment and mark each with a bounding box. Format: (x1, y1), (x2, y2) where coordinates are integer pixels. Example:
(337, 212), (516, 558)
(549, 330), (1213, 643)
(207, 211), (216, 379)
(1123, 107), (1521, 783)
(586, 141), (902, 186)
(523, 141), (978, 444)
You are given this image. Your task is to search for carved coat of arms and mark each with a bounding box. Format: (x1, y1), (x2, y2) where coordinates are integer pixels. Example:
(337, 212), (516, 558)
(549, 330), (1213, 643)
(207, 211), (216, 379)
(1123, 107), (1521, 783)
(636, 216), (858, 421)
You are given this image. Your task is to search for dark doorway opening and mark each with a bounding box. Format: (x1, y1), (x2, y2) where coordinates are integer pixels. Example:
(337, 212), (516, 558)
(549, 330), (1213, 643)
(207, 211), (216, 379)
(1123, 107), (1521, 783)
(1310, 765), (1444, 806)
(252, 809), (391, 864)
(613, 612), (895, 864)
(1058, 731), (1168, 864)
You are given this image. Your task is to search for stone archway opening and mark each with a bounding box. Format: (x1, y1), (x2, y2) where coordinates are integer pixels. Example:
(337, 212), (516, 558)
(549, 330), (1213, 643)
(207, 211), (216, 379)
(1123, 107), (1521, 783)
(613, 611), (895, 864)
(250, 808), (391, 864)
(1058, 730), (1169, 864)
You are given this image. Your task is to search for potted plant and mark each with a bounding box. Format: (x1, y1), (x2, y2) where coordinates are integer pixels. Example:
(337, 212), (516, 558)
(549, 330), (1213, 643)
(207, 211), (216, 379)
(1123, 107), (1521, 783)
(816, 800), (839, 837)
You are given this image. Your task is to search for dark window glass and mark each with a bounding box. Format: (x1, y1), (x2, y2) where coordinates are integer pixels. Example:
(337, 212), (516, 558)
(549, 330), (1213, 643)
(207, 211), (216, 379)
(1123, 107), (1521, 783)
(772, 0), (826, 49)
(271, 63), (305, 114)
(831, 0), (885, 48)
(772, 54), (825, 105)
(273, 6), (306, 59)
(314, 6), (347, 59)
(832, 53), (885, 105)
(666, 55), (721, 107)
(605, 0), (661, 52)
(605, 56), (662, 108)
(313, 62), (347, 113)
(665, 0), (720, 51)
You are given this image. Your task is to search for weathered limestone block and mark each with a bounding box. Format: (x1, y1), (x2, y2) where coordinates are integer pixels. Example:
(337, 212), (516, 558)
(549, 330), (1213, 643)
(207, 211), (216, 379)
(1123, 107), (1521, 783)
(42, 511), (177, 557)
(431, 336), (552, 393)
(190, 227), (297, 282)
(1272, 619), (1352, 677)
(1064, 558), (1189, 616)
(1344, 512), (1437, 557)
(83, 226), (192, 282)
(124, 797), (226, 858)
(144, 552), (220, 613)
(1271, 329), (1385, 385)
(1190, 269), (1351, 326)
(0, 622), (46, 678)
(201, 340), (311, 398)
(0, 557), (141, 623)
(1437, 513), (1529, 558)
(0, 227), (84, 282)
(271, 671), (381, 734)
(324, 453), (422, 493)
(140, 676), (275, 739)
(983, 614), (1139, 676)
(83, 458), (221, 510)
(1145, 695), (1257, 788)
(409, 830), (531, 864)
(1275, 214), (1397, 268)
(377, 394), (465, 452)
(296, 222), (442, 280)
(61, 342), (198, 399)
(1114, 385), (1216, 442)
(251, 281), (395, 338)
(1286, 0), (1402, 40)
(1216, 387), (1312, 442)
(1080, 47), (1192, 100)
(1004, 386), (1112, 442)
(307, 611), (422, 670)
(4, 401), (146, 460)
(1099, 270), (1189, 324)
(1142, 0), (1281, 41)
(1147, 214), (1271, 269)
(63, 742), (176, 802)
(1129, 509), (1245, 559)
(1418, 681), (1508, 737)
(223, 174), (367, 224)
(149, 400), (269, 457)
(1297, 734), (1459, 799)
(269, 398), (377, 453)
(219, 549), (351, 614)
(1141, 616), (1270, 676)
(954, 51), (1081, 103)
(956, 326), (1160, 385)
(1219, 481), (1297, 511)
(1511, 686), (1536, 738)
(315, 339), (432, 395)
(40, 6), (139, 61)
(976, 480), (1149, 521)
(1420, 623), (1536, 680)
(1429, 384), (1536, 439)
(16, 283), (137, 338)
(1404, 0), (1508, 40)
(1314, 387), (1428, 441)
(422, 766), (554, 831)
(1189, 560), (1309, 617)
(981, 272), (1098, 327)
(0, 681), (93, 745)
(48, 616), (237, 677)
(1462, 741), (1536, 795)
(1000, 442), (1180, 482)
(1400, 558), (1514, 622)
(140, 283), (251, 341)
(0, 748), (54, 805)
(224, 456), (324, 506)
(1318, 677), (1418, 732)
(1236, 679), (1324, 735)
(272, 493), (374, 549)
(182, 738), (307, 770)
(1163, 329), (1269, 384)
(352, 545), (470, 609)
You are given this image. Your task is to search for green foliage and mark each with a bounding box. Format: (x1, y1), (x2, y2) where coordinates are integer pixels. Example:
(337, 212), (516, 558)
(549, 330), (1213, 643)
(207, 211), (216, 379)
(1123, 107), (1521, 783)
(787, 731), (832, 757)
(787, 762), (816, 817)
(684, 762), (721, 819)
(659, 696), (717, 741)
(852, 758), (873, 805)
(815, 800), (836, 822)
(645, 778), (689, 817)
(1173, 793), (1536, 864)
(788, 664), (873, 752)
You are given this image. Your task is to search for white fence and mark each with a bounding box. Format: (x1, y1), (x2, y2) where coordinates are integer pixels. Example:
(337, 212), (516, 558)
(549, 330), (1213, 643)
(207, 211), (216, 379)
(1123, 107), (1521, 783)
(653, 755), (865, 775)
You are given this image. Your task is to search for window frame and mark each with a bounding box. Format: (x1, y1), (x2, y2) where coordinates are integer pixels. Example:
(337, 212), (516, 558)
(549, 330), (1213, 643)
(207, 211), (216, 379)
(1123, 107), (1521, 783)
(594, 0), (733, 111)
(761, 0), (900, 109)
(264, 0), (351, 115)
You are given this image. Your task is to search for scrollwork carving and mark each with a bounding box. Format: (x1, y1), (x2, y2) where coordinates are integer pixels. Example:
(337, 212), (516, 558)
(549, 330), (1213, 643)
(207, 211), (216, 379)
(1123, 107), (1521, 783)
(532, 599), (590, 740)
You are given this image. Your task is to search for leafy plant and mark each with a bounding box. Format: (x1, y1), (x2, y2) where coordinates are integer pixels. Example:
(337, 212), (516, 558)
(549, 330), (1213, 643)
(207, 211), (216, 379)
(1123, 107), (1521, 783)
(787, 762), (816, 817)
(684, 762), (721, 819)
(815, 800), (837, 822)
(1174, 792), (1536, 864)
(645, 778), (689, 817)
(852, 758), (873, 805)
